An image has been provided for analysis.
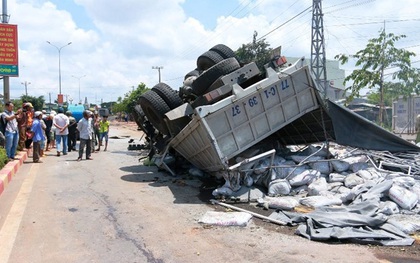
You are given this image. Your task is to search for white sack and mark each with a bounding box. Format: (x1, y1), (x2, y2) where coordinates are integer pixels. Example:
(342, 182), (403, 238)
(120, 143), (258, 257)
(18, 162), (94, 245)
(329, 173), (346, 183)
(268, 179), (291, 196)
(288, 169), (320, 187)
(331, 160), (350, 173)
(388, 185), (418, 210)
(350, 162), (369, 173)
(344, 173), (365, 188)
(392, 176), (416, 188)
(309, 161), (332, 175)
(308, 177), (329, 196)
(199, 211), (252, 227)
(299, 195), (342, 208)
(258, 196), (299, 210)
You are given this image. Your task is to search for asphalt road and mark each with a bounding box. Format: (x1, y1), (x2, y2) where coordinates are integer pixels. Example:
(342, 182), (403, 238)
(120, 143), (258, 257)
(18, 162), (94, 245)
(0, 121), (384, 263)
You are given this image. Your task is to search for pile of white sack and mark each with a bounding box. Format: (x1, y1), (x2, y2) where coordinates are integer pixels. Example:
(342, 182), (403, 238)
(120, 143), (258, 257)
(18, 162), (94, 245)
(211, 144), (420, 245)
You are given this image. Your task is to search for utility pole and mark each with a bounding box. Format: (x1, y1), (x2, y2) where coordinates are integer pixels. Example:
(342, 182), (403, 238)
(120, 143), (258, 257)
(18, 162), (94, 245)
(152, 66), (163, 83)
(2, 0), (10, 102)
(49, 92), (52, 110)
(310, 0), (328, 99)
(72, 74), (86, 104)
(21, 81), (30, 96)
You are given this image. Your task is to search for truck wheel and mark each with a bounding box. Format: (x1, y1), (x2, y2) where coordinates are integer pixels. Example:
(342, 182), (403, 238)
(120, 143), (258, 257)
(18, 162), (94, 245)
(133, 104), (146, 131)
(139, 90), (171, 135)
(209, 44), (236, 59)
(196, 50), (224, 71)
(192, 57), (240, 96)
(184, 69), (200, 80)
(151, 83), (183, 110)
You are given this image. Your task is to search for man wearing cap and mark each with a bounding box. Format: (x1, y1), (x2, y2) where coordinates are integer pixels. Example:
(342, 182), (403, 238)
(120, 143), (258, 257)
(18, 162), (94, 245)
(53, 107), (69, 156)
(31, 111), (44, 163)
(16, 103), (29, 151)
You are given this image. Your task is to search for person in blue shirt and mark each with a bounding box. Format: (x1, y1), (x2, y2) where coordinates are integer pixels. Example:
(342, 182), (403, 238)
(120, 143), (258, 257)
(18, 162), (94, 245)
(31, 111), (44, 163)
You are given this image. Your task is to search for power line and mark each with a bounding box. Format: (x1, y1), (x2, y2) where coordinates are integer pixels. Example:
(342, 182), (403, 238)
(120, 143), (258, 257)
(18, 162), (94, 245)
(256, 6), (312, 42)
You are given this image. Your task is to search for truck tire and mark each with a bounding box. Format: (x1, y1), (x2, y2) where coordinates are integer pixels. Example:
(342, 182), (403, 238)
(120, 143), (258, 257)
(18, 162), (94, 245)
(184, 69), (200, 80)
(151, 83), (183, 110)
(209, 44), (236, 59)
(133, 104), (146, 130)
(191, 57), (240, 96)
(196, 50), (224, 71)
(139, 90), (171, 135)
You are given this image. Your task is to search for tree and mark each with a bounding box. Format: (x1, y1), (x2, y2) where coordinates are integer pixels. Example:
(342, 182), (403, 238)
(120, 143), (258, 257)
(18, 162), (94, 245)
(366, 82), (403, 106)
(112, 83), (150, 114)
(18, 95), (45, 111)
(335, 29), (420, 126)
(235, 31), (272, 73)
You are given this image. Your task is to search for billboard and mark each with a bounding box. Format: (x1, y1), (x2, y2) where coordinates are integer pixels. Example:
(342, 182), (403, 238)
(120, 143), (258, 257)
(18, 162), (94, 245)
(0, 24), (19, 76)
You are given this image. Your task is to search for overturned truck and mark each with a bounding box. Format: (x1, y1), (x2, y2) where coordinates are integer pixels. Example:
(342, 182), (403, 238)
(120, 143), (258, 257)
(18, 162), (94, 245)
(135, 44), (420, 246)
(136, 44), (418, 179)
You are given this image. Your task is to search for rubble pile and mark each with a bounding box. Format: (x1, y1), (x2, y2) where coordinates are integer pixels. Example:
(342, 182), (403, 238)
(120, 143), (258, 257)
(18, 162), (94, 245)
(210, 144), (420, 246)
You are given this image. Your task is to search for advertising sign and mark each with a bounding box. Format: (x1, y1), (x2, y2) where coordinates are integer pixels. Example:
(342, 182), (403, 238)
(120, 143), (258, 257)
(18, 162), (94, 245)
(0, 24), (19, 76)
(57, 94), (64, 105)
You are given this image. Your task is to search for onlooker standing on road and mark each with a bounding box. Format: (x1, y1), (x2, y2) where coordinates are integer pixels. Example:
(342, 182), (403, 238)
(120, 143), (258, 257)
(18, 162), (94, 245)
(16, 103), (28, 151)
(66, 111), (77, 152)
(91, 111), (100, 153)
(43, 113), (53, 152)
(77, 110), (93, 161)
(31, 111), (44, 163)
(96, 115), (110, 151)
(40, 111), (47, 157)
(24, 103), (34, 156)
(1, 102), (21, 161)
(53, 107), (69, 156)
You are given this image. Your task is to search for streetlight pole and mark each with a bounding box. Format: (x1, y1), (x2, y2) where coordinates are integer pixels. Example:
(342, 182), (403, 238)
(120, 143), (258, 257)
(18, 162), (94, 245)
(72, 74), (86, 104)
(21, 81), (31, 96)
(46, 41), (72, 96)
(152, 66), (163, 83)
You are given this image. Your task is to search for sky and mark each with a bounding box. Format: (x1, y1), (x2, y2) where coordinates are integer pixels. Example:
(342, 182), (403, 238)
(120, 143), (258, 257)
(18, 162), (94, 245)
(1, 0), (420, 105)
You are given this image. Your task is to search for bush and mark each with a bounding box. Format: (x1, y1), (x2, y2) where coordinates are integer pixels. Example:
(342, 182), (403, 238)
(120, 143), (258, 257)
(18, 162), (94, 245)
(0, 148), (8, 169)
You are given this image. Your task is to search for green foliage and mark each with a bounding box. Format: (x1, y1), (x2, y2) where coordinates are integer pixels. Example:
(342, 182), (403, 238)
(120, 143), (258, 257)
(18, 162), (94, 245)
(13, 95), (46, 111)
(366, 82), (403, 106)
(0, 148), (8, 169)
(235, 31), (272, 73)
(112, 83), (150, 114)
(335, 29), (420, 102)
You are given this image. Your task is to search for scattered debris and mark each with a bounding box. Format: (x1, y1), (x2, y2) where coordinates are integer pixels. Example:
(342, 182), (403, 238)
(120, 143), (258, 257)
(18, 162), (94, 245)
(209, 144), (420, 246)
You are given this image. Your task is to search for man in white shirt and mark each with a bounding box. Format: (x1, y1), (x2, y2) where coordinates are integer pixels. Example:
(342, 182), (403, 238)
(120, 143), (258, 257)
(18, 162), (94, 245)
(53, 107), (69, 156)
(76, 110), (93, 161)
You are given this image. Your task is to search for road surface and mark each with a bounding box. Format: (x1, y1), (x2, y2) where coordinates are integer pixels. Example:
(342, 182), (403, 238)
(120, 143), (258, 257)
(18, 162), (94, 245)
(0, 120), (405, 263)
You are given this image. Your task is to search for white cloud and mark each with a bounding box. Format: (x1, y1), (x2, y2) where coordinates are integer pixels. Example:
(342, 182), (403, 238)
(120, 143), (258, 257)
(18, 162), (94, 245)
(1, 0), (420, 106)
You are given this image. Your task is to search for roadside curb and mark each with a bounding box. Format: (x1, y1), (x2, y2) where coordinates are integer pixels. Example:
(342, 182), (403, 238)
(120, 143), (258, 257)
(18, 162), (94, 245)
(0, 150), (28, 197)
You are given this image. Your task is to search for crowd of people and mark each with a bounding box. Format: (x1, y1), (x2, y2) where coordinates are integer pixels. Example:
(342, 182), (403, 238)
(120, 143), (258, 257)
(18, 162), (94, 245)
(0, 102), (110, 163)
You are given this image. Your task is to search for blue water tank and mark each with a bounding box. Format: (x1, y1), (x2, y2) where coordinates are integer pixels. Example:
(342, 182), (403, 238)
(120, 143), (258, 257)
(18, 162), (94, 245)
(67, 104), (85, 122)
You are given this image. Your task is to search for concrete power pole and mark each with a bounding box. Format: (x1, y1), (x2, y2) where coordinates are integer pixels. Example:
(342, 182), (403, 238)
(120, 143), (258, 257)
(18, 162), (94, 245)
(152, 66), (163, 83)
(310, 0), (328, 99)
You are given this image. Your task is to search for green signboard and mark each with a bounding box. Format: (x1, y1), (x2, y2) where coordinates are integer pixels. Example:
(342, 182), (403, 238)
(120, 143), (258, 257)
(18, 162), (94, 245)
(0, 65), (18, 76)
